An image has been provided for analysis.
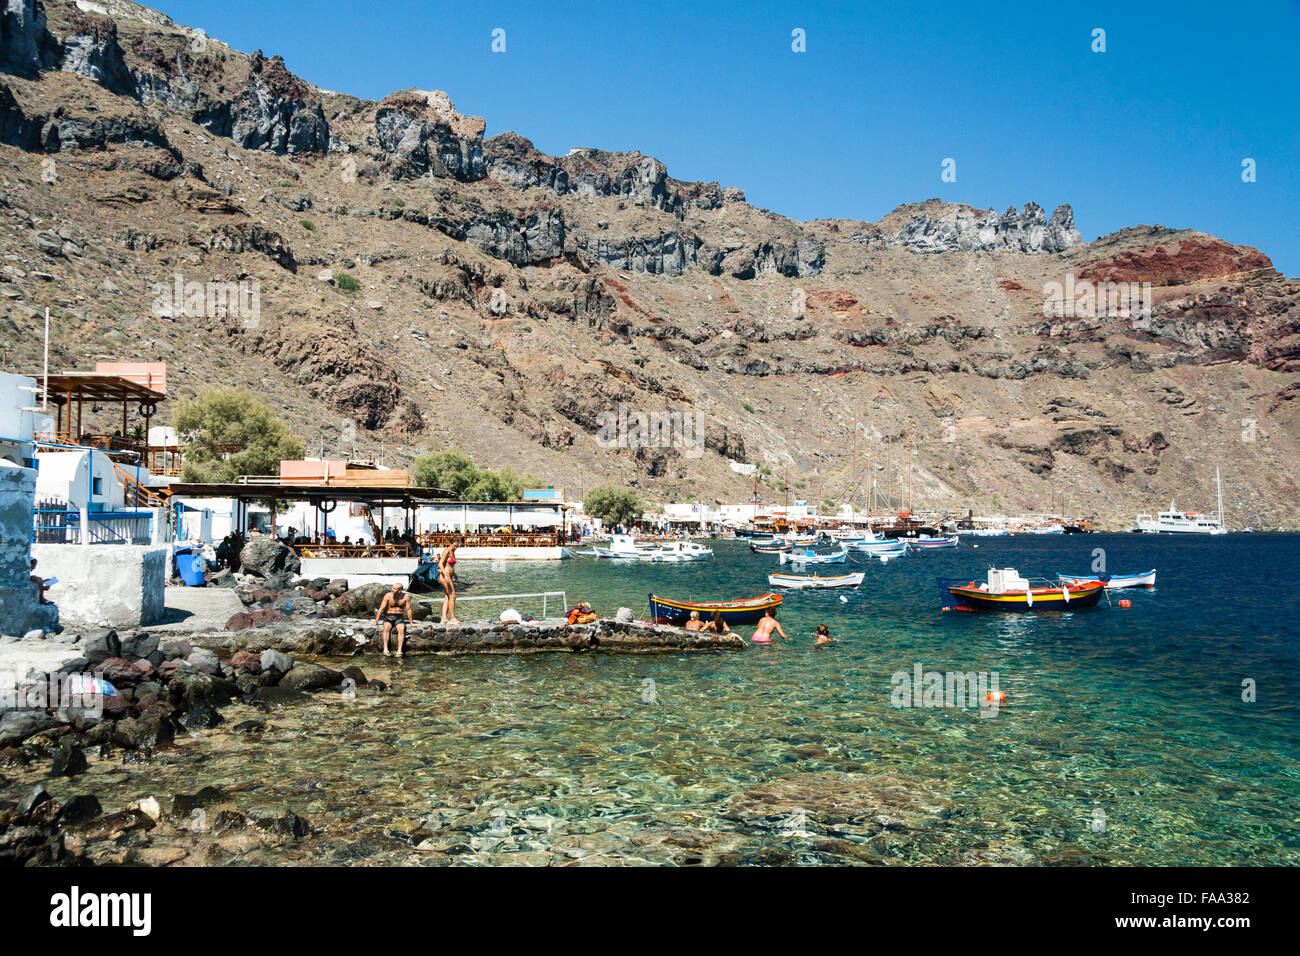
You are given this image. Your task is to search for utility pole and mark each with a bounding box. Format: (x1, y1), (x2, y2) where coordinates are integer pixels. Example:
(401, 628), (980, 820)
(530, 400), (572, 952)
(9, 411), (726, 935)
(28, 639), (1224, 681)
(42, 307), (50, 410)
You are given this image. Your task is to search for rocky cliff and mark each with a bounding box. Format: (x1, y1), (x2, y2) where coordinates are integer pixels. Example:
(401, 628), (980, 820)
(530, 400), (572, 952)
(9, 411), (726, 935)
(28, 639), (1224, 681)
(1, 0), (1297, 528)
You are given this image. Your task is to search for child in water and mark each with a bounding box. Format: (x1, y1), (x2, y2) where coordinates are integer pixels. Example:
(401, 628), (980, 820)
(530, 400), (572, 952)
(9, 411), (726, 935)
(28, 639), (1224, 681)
(814, 623), (837, 646)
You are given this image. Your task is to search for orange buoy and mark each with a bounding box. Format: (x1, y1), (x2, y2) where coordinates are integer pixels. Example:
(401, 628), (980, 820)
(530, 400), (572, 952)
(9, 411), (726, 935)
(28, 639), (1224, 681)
(985, 691), (1007, 704)
(1118, 599), (1132, 608)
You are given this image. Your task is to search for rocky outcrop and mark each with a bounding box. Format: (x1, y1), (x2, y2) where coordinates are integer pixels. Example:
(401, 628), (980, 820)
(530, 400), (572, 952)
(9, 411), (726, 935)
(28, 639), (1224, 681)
(60, 11), (136, 96)
(432, 205), (565, 265)
(583, 231), (702, 276)
(203, 223), (296, 271)
(0, 0), (59, 77)
(0, 80), (50, 149)
(375, 88), (485, 181)
(200, 52), (329, 155)
(889, 201), (1083, 254)
(51, 114), (176, 155)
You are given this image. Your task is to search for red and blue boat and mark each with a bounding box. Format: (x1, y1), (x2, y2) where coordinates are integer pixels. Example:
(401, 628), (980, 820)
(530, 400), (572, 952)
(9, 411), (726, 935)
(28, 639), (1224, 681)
(939, 568), (1106, 612)
(648, 592), (783, 626)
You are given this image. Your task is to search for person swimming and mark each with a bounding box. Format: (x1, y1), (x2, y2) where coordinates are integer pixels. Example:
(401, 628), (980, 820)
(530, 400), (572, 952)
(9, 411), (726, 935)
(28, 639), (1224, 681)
(814, 623), (838, 646)
(750, 607), (788, 643)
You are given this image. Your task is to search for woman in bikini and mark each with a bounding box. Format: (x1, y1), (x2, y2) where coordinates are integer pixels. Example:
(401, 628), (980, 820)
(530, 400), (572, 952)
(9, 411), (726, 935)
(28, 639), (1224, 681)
(438, 542), (459, 623)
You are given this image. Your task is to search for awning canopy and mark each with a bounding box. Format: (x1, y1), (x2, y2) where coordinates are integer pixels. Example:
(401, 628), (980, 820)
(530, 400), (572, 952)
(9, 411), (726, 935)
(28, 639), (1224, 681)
(36, 373), (166, 407)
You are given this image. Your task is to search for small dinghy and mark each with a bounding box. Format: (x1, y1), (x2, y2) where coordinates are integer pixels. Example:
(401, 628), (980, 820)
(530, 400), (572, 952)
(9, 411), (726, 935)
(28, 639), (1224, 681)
(768, 571), (865, 590)
(1057, 569), (1156, 589)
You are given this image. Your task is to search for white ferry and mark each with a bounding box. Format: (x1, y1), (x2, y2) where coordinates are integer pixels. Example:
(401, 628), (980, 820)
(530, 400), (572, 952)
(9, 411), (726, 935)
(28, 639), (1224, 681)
(1134, 468), (1228, 534)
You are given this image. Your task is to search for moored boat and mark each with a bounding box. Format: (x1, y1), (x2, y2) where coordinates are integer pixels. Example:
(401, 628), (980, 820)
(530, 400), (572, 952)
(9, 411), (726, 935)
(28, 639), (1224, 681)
(780, 545), (849, 565)
(911, 534), (958, 549)
(1057, 569), (1156, 589)
(750, 541), (792, 554)
(768, 571), (865, 590)
(648, 592), (783, 626)
(939, 568), (1106, 612)
(649, 540), (714, 562)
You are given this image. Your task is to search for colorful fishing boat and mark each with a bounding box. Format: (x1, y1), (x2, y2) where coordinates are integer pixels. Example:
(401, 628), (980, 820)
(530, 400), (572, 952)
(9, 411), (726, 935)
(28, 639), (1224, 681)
(939, 568), (1106, 612)
(768, 571), (865, 590)
(911, 535), (958, 549)
(648, 592), (783, 626)
(1056, 569), (1156, 589)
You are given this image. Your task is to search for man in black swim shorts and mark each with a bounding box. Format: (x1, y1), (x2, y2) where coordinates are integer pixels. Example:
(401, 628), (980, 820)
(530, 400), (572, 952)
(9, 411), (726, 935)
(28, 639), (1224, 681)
(374, 582), (413, 657)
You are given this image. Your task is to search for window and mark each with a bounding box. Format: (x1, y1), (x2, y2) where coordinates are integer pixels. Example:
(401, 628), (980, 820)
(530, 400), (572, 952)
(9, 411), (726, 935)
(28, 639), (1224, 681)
(92, 476), (103, 497)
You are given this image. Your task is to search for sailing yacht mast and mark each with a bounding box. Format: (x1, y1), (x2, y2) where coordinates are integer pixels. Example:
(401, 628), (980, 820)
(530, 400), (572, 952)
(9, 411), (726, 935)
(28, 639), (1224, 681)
(1216, 466), (1224, 528)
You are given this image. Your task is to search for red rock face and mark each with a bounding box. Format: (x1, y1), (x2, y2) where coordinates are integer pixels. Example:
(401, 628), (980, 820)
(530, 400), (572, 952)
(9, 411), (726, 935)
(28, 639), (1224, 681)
(1079, 236), (1273, 286)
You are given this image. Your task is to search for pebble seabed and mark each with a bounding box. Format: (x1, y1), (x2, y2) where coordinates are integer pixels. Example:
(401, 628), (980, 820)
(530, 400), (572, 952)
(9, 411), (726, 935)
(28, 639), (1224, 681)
(3, 618), (807, 868)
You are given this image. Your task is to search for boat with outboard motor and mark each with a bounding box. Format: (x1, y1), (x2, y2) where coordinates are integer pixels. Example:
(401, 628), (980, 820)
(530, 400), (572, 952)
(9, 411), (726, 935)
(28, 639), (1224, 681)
(939, 568), (1106, 612)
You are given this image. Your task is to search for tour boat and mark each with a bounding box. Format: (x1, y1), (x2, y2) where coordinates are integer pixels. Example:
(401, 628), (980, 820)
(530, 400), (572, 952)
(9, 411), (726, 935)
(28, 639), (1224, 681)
(648, 592), (784, 626)
(768, 571), (865, 590)
(1056, 569), (1156, 589)
(1134, 468), (1228, 534)
(939, 568), (1106, 612)
(649, 540), (714, 562)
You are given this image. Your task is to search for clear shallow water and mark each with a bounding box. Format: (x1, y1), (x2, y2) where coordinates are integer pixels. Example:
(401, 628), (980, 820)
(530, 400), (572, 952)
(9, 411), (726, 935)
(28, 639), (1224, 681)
(9, 535), (1300, 865)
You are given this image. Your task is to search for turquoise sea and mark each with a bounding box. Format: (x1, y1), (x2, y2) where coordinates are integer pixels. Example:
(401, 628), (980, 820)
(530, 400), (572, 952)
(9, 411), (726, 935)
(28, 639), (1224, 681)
(9, 534), (1300, 865)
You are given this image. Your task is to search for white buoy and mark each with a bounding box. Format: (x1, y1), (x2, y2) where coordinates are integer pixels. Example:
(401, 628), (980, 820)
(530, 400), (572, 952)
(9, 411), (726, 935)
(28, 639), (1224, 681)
(839, 595), (848, 603)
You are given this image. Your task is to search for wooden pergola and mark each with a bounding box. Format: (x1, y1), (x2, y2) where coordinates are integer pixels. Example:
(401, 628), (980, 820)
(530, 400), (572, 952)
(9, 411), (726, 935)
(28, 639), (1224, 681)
(36, 372), (166, 457)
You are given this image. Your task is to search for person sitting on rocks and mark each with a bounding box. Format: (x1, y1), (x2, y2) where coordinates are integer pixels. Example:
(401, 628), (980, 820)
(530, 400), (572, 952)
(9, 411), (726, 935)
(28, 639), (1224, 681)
(30, 558), (50, 604)
(375, 582), (414, 657)
(684, 610), (705, 631)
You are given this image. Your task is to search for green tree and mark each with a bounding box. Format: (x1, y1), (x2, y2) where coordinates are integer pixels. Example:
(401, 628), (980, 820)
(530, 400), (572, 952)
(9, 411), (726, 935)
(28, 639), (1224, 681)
(412, 449), (542, 501)
(175, 390), (303, 482)
(584, 484), (642, 530)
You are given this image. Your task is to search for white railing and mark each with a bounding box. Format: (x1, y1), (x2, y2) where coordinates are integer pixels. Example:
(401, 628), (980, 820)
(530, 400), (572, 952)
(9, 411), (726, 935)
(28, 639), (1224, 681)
(450, 591), (569, 620)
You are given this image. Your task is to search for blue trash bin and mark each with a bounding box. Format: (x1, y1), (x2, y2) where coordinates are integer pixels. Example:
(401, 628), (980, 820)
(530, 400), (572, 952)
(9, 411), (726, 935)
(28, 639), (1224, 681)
(177, 552), (206, 587)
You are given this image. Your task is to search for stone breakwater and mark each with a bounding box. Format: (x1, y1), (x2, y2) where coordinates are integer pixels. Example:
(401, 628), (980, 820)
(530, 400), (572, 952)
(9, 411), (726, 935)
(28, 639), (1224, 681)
(199, 617), (746, 656)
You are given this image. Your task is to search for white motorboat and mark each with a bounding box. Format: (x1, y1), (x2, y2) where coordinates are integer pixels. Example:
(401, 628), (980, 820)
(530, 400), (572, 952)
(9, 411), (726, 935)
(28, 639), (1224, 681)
(649, 540), (714, 562)
(590, 534), (658, 558)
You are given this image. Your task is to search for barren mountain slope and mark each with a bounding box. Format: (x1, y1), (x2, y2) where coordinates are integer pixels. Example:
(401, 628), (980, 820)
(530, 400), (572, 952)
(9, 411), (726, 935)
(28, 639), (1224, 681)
(1, 0), (1297, 527)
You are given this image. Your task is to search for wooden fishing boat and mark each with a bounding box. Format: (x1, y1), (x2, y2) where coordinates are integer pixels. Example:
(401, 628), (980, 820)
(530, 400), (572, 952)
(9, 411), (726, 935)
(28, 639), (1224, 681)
(939, 568), (1105, 612)
(648, 591), (783, 626)
(768, 571), (865, 590)
(911, 534), (958, 549)
(847, 539), (907, 556)
(750, 541), (792, 554)
(780, 546), (849, 565)
(1057, 569), (1156, 589)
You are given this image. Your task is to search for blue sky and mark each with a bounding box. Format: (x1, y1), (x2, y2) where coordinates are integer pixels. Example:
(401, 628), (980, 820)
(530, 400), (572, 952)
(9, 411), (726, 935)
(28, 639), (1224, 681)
(154, 0), (1300, 275)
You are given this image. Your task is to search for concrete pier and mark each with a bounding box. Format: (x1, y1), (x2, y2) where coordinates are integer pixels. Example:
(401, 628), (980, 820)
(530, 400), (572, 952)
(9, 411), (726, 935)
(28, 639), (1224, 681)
(185, 617), (746, 656)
